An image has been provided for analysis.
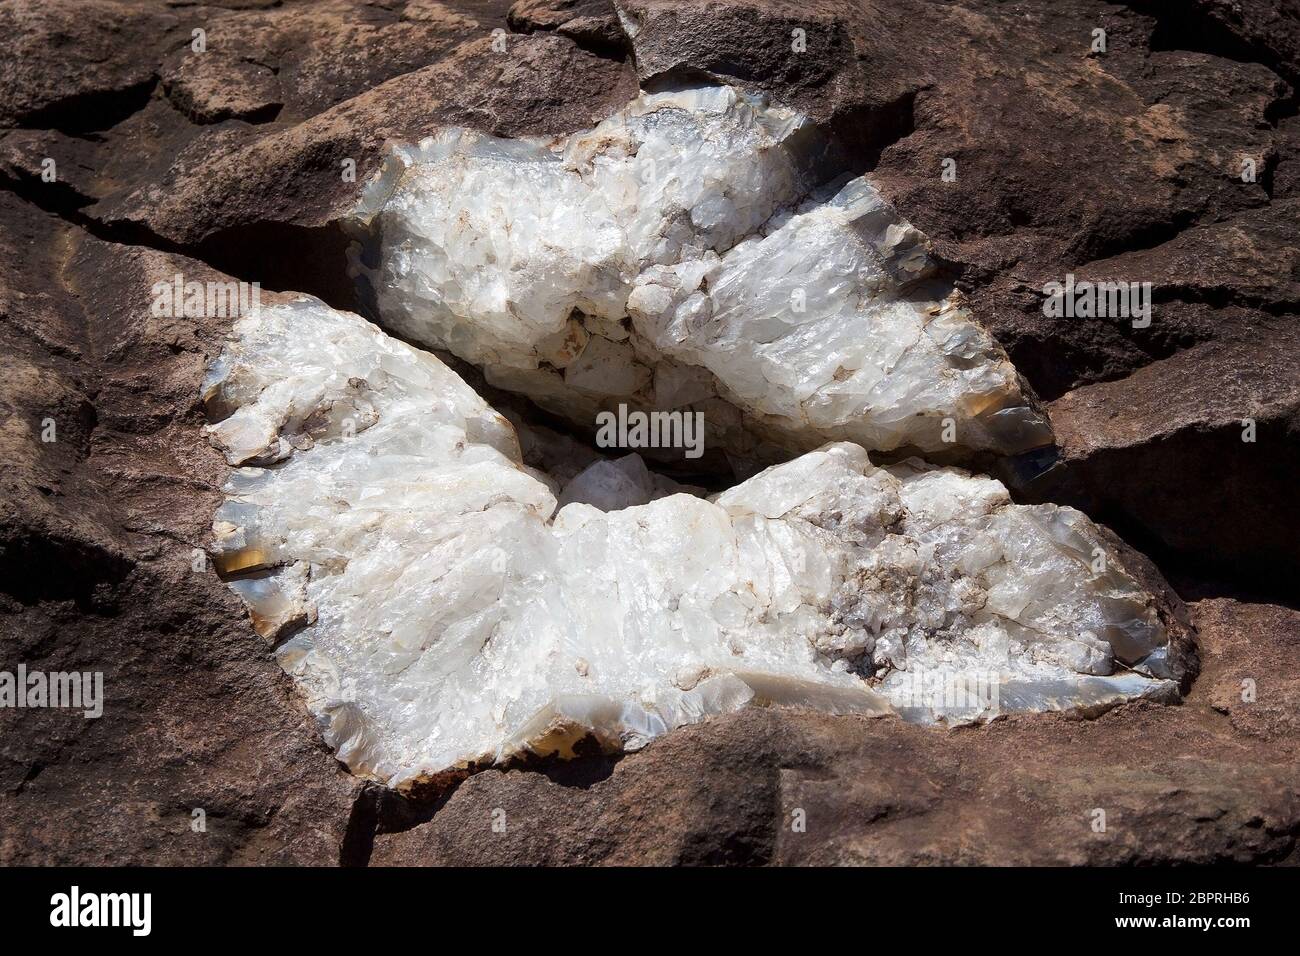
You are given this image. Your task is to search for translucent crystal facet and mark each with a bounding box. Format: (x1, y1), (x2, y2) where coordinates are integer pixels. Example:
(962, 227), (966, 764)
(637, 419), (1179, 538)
(204, 300), (1176, 789)
(349, 86), (1053, 468)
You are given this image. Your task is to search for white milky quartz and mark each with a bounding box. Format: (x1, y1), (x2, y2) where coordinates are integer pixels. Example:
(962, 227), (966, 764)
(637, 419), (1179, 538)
(203, 299), (1177, 789)
(348, 85), (1053, 468)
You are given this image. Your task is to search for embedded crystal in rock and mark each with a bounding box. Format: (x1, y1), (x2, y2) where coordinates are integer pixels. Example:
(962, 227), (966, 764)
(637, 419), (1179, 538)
(348, 85), (1053, 468)
(203, 299), (1178, 789)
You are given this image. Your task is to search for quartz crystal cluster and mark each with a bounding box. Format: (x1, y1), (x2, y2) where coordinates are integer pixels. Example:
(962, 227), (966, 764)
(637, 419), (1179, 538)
(204, 299), (1178, 789)
(348, 86), (1053, 470)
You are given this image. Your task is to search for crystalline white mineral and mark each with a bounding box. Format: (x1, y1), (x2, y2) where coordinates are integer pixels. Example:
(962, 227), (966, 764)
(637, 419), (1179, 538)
(204, 299), (1177, 789)
(348, 85), (1053, 469)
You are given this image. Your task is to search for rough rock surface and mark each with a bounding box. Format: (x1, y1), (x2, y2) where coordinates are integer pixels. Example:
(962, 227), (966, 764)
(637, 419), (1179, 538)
(1028, 330), (1300, 594)
(2, 0), (1298, 865)
(0, 197), (360, 865)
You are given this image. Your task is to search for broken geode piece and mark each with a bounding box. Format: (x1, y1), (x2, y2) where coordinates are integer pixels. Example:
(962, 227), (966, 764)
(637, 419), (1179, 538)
(203, 299), (1190, 789)
(346, 84), (1052, 474)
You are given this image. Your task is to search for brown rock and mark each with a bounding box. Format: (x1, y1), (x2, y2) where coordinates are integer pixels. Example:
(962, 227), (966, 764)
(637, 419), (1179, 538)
(509, 0), (627, 52)
(1027, 329), (1300, 596)
(0, 198), (361, 865)
(0, 0), (176, 129)
(162, 55), (283, 125)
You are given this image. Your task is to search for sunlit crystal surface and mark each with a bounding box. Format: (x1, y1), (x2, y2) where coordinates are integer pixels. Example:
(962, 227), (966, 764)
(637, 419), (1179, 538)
(204, 300), (1176, 788)
(349, 86), (1053, 467)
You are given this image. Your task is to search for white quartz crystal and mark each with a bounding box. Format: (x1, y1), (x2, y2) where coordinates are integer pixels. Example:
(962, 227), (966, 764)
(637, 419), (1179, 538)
(204, 299), (1176, 789)
(348, 85), (1052, 469)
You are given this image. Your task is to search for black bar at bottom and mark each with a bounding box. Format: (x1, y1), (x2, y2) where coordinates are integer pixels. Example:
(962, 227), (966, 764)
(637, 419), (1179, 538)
(0, 865), (1285, 940)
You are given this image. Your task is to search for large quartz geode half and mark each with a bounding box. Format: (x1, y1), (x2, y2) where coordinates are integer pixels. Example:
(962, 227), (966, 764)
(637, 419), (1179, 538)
(204, 300), (1186, 789)
(348, 85), (1053, 472)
